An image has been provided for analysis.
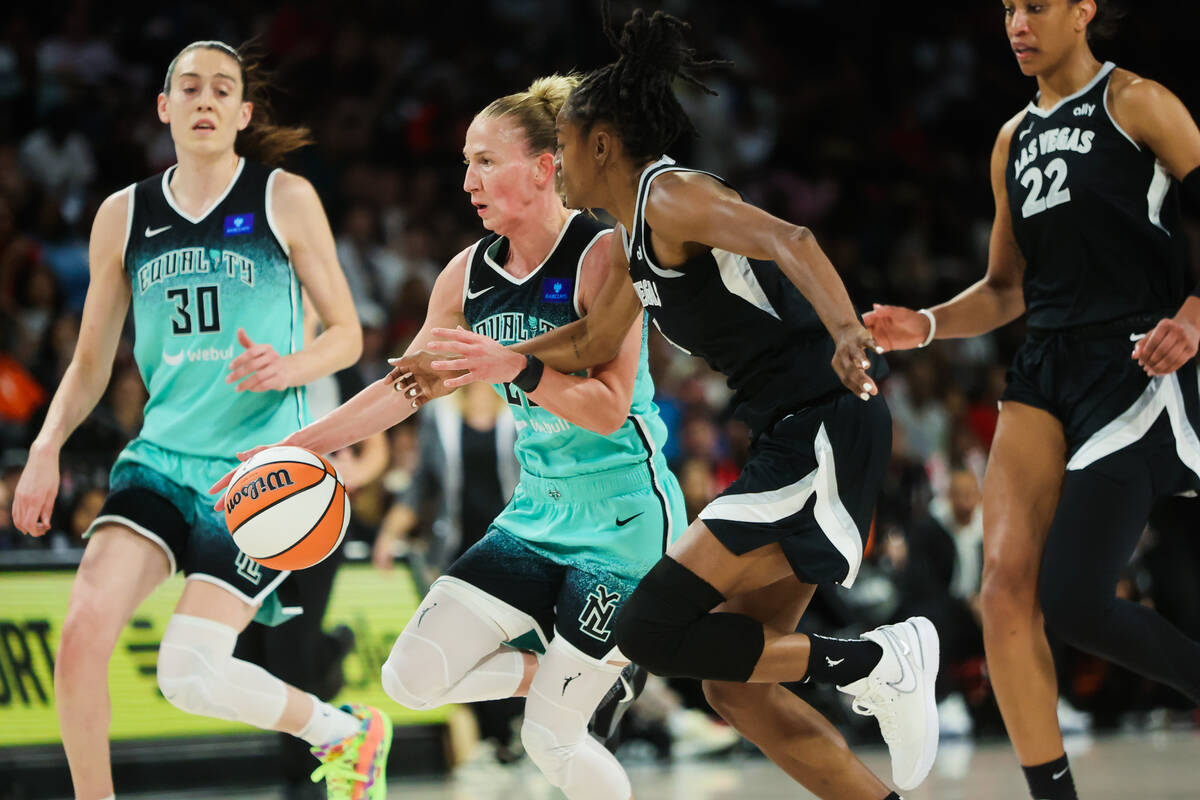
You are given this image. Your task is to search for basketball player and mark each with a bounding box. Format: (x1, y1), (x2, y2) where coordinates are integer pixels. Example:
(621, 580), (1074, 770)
(863, 2), (1200, 798)
(213, 75), (686, 800)
(395, 7), (940, 797)
(10, 42), (390, 800)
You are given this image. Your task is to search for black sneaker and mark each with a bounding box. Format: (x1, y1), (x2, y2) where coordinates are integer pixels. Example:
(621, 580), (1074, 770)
(589, 663), (648, 746)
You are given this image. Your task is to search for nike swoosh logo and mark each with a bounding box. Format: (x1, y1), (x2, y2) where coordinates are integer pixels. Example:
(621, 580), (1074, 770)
(825, 657), (845, 667)
(1019, 126), (1034, 140)
(465, 285), (494, 300)
(162, 351), (183, 366)
(615, 512), (644, 527)
(886, 629), (919, 693)
(145, 224), (172, 237)
(1052, 767), (1069, 780)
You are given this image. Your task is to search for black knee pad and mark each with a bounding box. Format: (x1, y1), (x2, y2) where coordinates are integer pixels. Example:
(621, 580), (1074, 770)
(615, 557), (764, 682)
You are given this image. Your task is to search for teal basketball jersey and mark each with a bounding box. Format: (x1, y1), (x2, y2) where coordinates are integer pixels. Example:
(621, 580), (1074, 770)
(461, 212), (669, 479)
(121, 158), (308, 471)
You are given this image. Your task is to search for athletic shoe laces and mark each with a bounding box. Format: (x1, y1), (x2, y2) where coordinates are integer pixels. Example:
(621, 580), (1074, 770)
(851, 678), (901, 742)
(310, 741), (369, 797)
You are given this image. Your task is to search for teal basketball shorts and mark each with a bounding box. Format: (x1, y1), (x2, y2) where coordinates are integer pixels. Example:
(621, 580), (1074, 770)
(87, 438), (292, 625)
(443, 458), (685, 662)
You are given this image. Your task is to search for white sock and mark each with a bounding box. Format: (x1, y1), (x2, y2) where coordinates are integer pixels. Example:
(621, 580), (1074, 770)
(297, 696), (361, 747)
(437, 649), (528, 704)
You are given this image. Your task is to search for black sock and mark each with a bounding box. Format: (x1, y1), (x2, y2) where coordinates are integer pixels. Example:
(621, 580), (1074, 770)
(803, 634), (883, 685)
(883, 793), (902, 800)
(1023, 754), (1077, 800)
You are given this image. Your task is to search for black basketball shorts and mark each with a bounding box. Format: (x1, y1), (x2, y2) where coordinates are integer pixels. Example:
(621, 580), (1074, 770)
(698, 392), (892, 587)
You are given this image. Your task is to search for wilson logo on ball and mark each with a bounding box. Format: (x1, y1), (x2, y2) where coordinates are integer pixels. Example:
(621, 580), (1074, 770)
(225, 468), (296, 512)
(222, 446), (350, 571)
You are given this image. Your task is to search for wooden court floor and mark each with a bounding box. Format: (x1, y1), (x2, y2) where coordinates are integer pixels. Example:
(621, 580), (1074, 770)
(125, 730), (1200, 799)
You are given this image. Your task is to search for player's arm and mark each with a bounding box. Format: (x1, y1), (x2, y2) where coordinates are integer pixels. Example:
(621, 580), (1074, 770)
(210, 251), (467, 498)
(643, 172), (878, 399)
(229, 171), (362, 392)
(425, 232), (643, 435)
(1111, 75), (1200, 374)
(422, 232), (643, 388)
(13, 189), (133, 535)
(865, 115), (1028, 350)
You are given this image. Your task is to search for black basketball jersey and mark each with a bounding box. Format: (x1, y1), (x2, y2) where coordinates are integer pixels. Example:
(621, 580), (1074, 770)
(625, 157), (885, 436)
(1006, 62), (1188, 330)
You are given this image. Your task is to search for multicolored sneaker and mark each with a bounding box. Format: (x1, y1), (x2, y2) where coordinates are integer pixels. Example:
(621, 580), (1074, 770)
(310, 704), (392, 800)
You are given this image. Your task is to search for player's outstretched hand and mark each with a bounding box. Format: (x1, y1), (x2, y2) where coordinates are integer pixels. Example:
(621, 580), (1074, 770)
(426, 327), (526, 389)
(227, 328), (293, 392)
(862, 303), (931, 353)
(831, 323), (880, 402)
(388, 350), (463, 409)
(1132, 315), (1200, 376)
(12, 444), (59, 537)
(208, 444), (275, 509)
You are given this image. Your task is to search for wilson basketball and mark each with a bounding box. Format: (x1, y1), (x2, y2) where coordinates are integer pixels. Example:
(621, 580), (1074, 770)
(222, 446), (349, 570)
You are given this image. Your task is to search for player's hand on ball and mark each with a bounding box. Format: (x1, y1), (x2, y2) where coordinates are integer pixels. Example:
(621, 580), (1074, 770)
(227, 328), (293, 392)
(1132, 315), (1200, 376)
(388, 350), (461, 408)
(12, 443), (59, 537)
(425, 326), (526, 390)
(831, 323), (879, 402)
(862, 303), (930, 352)
(208, 443), (276, 508)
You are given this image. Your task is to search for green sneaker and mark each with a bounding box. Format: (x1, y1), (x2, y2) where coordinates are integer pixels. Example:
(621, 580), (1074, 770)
(309, 704), (393, 800)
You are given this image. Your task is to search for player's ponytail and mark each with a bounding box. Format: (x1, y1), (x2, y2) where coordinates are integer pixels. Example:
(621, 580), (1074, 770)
(478, 73), (581, 156)
(162, 40), (313, 167)
(565, 2), (728, 163)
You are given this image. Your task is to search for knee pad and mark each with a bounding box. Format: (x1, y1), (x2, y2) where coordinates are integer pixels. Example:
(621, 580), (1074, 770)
(520, 719), (576, 787)
(380, 634), (446, 711)
(157, 614), (286, 728)
(614, 557), (763, 682)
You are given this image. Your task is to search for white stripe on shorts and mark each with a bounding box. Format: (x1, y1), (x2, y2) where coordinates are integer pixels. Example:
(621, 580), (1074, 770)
(699, 423), (864, 587)
(1068, 364), (1200, 479)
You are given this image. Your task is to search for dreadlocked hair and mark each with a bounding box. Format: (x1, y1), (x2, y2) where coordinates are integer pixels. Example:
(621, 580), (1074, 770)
(163, 40), (313, 166)
(565, 2), (729, 164)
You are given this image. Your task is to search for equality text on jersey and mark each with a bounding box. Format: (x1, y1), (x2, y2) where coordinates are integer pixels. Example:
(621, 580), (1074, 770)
(137, 247), (256, 294)
(1013, 126), (1096, 181)
(471, 312), (556, 343)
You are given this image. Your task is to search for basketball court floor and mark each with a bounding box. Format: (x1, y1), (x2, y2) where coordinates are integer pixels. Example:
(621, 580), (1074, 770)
(122, 730), (1200, 800)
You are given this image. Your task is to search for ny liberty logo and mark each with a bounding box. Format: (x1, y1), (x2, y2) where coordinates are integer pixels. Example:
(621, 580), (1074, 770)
(578, 584), (621, 642)
(235, 551), (263, 585)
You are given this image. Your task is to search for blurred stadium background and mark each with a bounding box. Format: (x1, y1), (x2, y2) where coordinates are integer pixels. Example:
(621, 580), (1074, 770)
(2, 1), (1200, 798)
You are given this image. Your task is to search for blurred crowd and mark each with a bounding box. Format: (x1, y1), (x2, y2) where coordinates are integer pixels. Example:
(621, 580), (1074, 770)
(3, 0), (1200, 762)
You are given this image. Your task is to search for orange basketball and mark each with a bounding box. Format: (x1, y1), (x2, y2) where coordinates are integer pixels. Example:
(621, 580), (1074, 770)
(222, 446), (349, 570)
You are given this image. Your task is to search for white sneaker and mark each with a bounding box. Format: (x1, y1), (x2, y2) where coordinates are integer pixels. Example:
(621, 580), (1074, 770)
(837, 616), (940, 791)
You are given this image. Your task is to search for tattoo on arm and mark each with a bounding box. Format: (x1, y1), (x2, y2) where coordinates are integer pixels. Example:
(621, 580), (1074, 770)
(571, 333), (582, 361)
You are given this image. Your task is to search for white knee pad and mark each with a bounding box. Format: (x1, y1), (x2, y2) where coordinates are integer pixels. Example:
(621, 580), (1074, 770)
(381, 583), (517, 710)
(156, 614), (287, 729)
(520, 637), (631, 800)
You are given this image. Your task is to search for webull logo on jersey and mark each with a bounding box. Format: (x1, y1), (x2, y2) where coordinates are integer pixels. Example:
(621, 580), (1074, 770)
(1013, 126), (1096, 180)
(633, 279), (662, 308)
(472, 313), (555, 343)
(224, 468), (295, 513)
(161, 343), (235, 367)
(138, 248), (255, 292)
